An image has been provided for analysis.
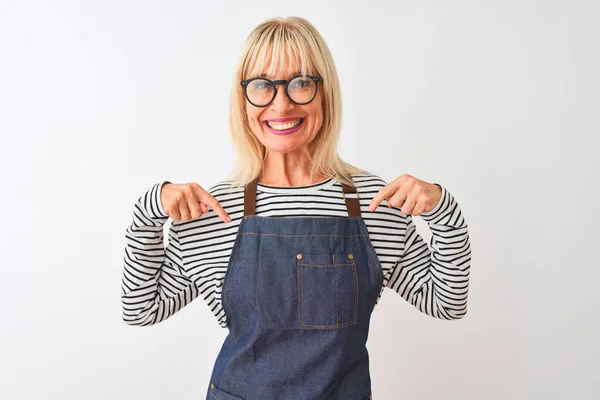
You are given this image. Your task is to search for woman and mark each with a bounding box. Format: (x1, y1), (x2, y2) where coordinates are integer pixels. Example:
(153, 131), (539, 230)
(121, 16), (471, 400)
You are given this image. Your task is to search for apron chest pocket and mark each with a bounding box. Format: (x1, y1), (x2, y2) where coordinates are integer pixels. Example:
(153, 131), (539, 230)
(296, 252), (359, 329)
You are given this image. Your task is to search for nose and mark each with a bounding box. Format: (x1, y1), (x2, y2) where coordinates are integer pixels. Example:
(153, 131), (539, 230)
(270, 85), (294, 114)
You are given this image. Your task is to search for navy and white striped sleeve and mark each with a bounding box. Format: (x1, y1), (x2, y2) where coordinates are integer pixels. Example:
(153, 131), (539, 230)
(121, 181), (201, 326)
(384, 183), (471, 320)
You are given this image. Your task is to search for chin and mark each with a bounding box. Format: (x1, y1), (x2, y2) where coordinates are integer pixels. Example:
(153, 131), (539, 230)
(264, 140), (305, 154)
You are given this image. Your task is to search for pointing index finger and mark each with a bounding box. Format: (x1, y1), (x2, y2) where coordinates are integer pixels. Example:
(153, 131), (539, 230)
(196, 187), (231, 223)
(207, 196), (231, 223)
(369, 184), (392, 212)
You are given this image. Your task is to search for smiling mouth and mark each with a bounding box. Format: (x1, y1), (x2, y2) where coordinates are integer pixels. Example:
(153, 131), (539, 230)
(265, 118), (303, 131)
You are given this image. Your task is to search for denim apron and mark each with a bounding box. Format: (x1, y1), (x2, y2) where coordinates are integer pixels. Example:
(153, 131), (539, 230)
(205, 177), (383, 400)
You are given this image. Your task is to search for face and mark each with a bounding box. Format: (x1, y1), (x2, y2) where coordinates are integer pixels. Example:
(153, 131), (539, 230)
(244, 66), (323, 155)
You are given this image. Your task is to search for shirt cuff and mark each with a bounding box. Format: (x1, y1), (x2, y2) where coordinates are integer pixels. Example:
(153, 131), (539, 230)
(154, 181), (171, 219)
(420, 183), (446, 221)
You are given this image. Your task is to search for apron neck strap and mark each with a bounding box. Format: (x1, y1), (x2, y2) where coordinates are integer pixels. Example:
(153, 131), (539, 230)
(244, 176), (361, 218)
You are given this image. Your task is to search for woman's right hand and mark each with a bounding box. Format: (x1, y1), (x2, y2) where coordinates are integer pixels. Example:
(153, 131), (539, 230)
(160, 182), (231, 223)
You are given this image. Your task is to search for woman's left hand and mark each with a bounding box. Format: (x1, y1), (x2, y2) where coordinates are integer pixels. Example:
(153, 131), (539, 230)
(368, 174), (442, 216)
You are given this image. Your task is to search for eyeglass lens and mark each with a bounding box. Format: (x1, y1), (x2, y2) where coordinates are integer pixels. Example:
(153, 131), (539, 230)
(246, 76), (317, 106)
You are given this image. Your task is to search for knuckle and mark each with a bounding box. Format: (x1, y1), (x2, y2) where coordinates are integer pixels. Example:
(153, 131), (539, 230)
(182, 186), (193, 196)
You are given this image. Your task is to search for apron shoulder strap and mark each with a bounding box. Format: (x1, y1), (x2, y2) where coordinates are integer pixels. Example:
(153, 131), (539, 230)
(243, 175), (361, 218)
(244, 178), (258, 217)
(341, 181), (361, 218)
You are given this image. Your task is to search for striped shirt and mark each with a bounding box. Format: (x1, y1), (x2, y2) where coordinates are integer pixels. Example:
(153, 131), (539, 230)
(121, 172), (471, 328)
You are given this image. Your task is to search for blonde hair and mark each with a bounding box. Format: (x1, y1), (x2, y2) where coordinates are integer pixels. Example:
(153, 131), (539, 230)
(225, 16), (369, 189)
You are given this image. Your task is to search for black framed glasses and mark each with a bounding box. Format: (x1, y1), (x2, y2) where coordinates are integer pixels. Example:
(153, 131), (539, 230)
(240, 74), (323, 107)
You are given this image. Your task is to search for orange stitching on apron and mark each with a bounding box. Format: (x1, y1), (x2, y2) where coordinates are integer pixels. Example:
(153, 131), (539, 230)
(242, 232), (369, 238)
(350, 257), (359, 322)
(297, 257), (303, 326)
(333, 254), (339, 327)
(300, 263), (352, 267)
(245, 215), (362, 221)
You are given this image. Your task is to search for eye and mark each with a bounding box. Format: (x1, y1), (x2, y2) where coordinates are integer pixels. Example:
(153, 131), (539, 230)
(251, 79), (272, 91)
(292, 78), (312, 88)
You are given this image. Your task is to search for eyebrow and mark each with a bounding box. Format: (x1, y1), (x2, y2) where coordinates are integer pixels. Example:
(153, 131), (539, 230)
(259, 71), (303, 78)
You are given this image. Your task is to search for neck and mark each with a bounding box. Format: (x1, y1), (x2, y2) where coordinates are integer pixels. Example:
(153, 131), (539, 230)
(259, 150), (329, 187)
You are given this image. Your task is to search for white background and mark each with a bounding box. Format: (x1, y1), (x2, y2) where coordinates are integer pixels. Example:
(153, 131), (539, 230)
(1, 1), (598, 399)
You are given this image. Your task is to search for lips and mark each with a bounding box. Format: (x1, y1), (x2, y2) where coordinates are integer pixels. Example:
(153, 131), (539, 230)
(265, 117), (304, 123)
(263, 118), (305, 135)
(266, 118), (302, 130)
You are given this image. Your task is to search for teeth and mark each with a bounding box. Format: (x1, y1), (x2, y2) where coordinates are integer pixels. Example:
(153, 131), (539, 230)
(267, 119), (302, 130)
